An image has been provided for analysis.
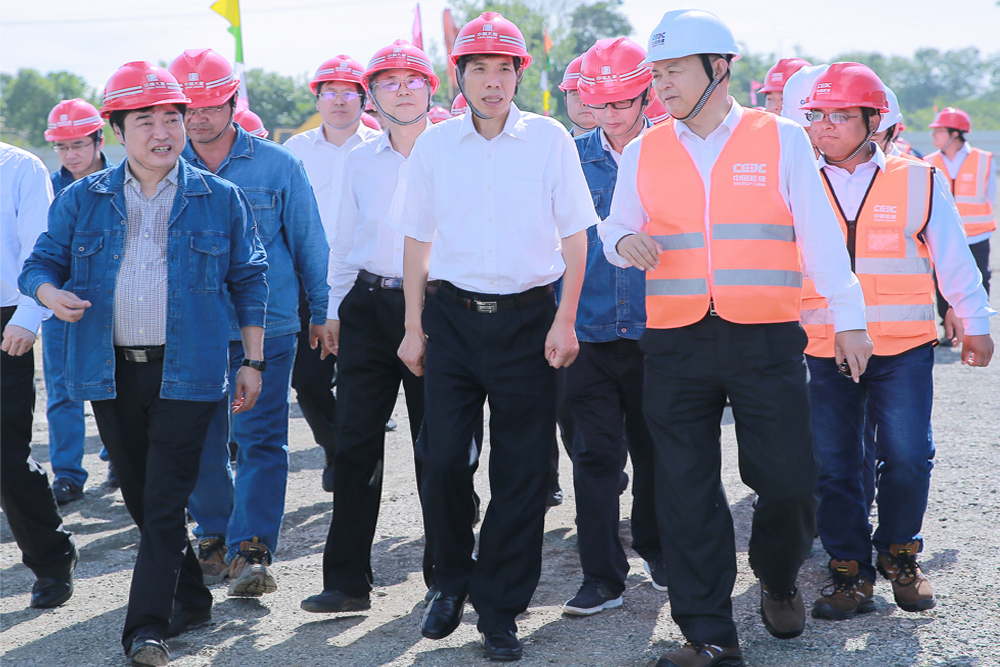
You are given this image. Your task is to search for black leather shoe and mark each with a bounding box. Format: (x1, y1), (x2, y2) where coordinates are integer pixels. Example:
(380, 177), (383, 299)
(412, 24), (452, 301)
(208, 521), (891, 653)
(52, 478), (84, 504)
(106, 461), (121, 488)
(166, 601), (212, 638)
(301, 590), (371, 613)
(127, 637), (169, 666)
(421, 592), (466, 639)
(482, 630), (523, 661)
(321, 464), (335, 493)
(30, 548), (78, 609)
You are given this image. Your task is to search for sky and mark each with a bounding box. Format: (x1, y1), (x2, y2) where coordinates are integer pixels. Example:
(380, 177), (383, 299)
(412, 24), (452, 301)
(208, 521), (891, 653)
(2, 0), (999, 92)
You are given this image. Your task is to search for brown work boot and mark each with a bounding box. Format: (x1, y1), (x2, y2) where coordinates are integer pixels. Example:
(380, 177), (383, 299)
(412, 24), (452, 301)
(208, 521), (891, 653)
(877, 542), (935, 612)
(227, 537), (277, 597)
(811, 559), (875, 620)
(654, 642), (744, 667)
(197, 538), (229, 585)
(759, 581), (805, 639)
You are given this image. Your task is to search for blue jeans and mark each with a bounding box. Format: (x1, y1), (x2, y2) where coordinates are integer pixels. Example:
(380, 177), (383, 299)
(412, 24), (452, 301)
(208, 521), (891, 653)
(188, 334), (296, 562)
(43, 317), (90, 485)
(807, 345), (935, 582)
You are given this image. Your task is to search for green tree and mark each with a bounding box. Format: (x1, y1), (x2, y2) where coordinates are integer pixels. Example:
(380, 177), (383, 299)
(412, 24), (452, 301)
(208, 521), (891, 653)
(243, 69), (316, 132)
(1, 69), (95, 145)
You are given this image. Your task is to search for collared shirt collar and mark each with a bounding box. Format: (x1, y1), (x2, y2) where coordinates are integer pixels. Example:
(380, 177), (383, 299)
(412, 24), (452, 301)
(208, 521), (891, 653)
(458, 102), (528, 142)
(819, 142), (886, 173)
(673, 97), (742, 140)
(312, 119), (371, 146)
(598, 116), (650, 157)
(374, 117), (433, 154)
(123, 160), (179, 190)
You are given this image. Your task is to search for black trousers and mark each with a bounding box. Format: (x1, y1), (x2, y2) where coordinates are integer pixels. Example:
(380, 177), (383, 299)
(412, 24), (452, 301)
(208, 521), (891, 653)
(936, 238), (991, 321)
(0, 306), (75, 580)
(548, 367), (575, 493)
(566, 339), (660, 595)
(91, 352), (216, 650)
(419, 288), (557, 633)
(323, 283), (426, 596)
(641, 316), (818, 647)
(291, 288), (337, 464)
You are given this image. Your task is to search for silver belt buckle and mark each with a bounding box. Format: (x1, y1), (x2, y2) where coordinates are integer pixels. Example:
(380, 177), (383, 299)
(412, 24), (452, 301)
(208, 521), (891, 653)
(709, 300), (718, 317)
(129, 348), (150, 362)
(475, 300), (498, 314)
(380, 277), (403, 289)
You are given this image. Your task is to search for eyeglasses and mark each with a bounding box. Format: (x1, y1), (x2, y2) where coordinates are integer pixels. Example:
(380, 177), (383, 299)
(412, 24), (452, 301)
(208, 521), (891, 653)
(53, 141), (94, 153)
(805, 110), (862, 124)
(373, 77), (428, 93)
(585, 94), (643, 111)
(185, 105), (229, 118)
(318, 91), (360, 102)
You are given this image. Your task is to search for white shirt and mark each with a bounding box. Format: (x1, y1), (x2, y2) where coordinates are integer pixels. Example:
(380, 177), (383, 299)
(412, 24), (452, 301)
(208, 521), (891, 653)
(388, 104), (598, 294)
(820, 146), (995, 336)
(937, 142), (996, 244)
(327, 125), (427, 319)
(600, 99), (867, 333)
(283, 122), (380, 245)
(1, 143), (53, 334)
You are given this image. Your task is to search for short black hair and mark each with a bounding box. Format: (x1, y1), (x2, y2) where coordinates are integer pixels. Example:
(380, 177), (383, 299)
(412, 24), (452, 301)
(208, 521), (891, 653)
(87, 128), (103, 144)
(108, 104), (188, 136)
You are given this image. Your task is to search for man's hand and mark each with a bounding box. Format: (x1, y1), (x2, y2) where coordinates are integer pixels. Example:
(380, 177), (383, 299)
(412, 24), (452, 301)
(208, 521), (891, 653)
(834, 329), (874, 382)
(1, 324), (35, 356)
(544, 318), (579, 369)
(398, 327), (427, 377)
(231, 366), (262, 413)
(309, 322), (325, 352)
(961, 334), (994, 367)
(36, 283), (91, 322)
(615, 232), (663, 271)
(943, 307), (964, 346)
(320, 319), (340, 359)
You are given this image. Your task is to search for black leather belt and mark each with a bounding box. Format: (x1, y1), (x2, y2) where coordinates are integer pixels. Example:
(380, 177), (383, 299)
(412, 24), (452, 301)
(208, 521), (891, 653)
(357, 269), (403, 290)
(436, 281), (553, 314)
(117, 345), (165, 362)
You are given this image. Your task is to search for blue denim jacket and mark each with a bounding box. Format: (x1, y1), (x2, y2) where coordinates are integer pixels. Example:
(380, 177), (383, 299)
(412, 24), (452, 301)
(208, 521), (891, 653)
(574, 128), (647, 342)
(182, 123), (328, 340)
(50, 152), (112, 195)
(20, 158), (268, 402)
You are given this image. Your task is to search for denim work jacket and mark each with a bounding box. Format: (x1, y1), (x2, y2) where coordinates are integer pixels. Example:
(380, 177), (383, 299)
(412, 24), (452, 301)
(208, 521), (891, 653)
(20, 157), (268, 402)
(50, 152), (112, 195)
(574, 128), (647, 343)
(182, 123), (328, 340)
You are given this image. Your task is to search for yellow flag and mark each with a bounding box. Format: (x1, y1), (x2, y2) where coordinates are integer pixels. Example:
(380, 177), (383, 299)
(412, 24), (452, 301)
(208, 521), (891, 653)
(211, 0), (241, 27)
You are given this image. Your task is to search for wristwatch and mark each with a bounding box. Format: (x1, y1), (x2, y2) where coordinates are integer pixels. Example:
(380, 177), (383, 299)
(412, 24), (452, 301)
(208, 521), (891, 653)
(242, 358), (267, 372)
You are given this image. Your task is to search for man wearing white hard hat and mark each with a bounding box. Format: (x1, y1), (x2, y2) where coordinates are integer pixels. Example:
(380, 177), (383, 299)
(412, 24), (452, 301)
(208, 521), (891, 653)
(599, 10), (871, 666)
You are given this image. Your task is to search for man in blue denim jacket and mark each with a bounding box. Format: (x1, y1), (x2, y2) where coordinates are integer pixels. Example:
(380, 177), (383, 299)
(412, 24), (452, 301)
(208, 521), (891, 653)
(168, 49), (329, 600)
(561, 39), (664, 618)
(20, 61), (268, 667)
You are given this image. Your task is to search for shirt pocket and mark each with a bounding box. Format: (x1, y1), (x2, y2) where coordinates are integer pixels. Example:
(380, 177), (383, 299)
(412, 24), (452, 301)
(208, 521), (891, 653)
(243, 189), (280, 244)
(70, 234), (104, 292)
(874, 274), (933, 337)
(189, 234), (229, 293)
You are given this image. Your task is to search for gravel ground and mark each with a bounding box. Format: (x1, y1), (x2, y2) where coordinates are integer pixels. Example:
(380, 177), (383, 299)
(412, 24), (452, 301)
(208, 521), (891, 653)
(3, 244), (999, 667)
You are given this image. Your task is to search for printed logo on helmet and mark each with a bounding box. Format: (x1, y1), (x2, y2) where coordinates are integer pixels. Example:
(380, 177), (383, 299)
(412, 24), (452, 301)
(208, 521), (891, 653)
(650, 32), (666, 48)
(189, 73), (200, 81)
(146, 74), (158, 82)
(815, 82), (833, 96)
(601, 66), (612, 76)
(771, 72), (784, 83)
(478, 23), (499, 39)
(60, 114), (69, 122)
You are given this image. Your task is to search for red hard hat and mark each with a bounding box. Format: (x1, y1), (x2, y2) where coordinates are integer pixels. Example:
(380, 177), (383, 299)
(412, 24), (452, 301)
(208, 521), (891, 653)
(559, 55), (584, 92)
(800, 62), (889, 113)
(449, 12), (532, 69)
(427, 106), (451, 123)
(929, 106), (971, 132)
(310, 55), (366, 94)
(100, 61), (191, 119)
(366, 39), (440, 94)
(451, 93), (468, 116)
(168, 48), (240, 107)
(360, 113), (382, 130)
(234, 108), (267, 138)
(759, 58), (811, 94)
(644, 95), (670, 125)
(45, 99), (105, 142)
(578, 38), (652, 105)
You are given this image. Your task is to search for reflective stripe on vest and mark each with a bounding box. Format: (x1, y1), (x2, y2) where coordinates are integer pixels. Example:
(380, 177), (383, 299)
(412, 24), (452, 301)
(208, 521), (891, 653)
(801, 155), (936, 357)
(637, 109), (801, 328)
(927, 147), (996, 237)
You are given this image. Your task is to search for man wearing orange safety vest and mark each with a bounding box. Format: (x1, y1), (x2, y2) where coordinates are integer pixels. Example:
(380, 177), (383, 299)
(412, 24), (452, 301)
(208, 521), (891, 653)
(599, 10), (872, 667)
(759, 57), (811, 115)
(925, 107), (995, 337)
(799, 64), (994, 622)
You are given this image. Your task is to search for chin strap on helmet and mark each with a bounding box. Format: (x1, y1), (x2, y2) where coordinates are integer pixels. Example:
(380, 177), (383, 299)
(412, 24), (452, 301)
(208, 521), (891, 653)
(367, 80), (430, 127)
(825, 132), (875, 165)
(455, 60), (524, 121)
(673, 55), (729, 122)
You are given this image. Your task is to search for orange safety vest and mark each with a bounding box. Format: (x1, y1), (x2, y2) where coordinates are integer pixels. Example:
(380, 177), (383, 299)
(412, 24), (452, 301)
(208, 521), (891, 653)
(636, 109), (802, 329)
(926, 146), (996, 237)
(800, 155), (936, 357)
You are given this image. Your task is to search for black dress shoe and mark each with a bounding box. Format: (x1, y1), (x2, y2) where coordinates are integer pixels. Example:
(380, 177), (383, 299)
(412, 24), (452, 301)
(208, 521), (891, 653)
(166, 601), (212, 638)
(482, 630), (523, 661)
(30, 548), (78, 609)
(127, 637), (169, 666)
(321, 464), (335, 493)
(300, 589), (371, 613)
(106, 461), (121, 489)
(52, 478), (84, 504)
(421, 592), (466, 639)
(424, 585), (439, 603)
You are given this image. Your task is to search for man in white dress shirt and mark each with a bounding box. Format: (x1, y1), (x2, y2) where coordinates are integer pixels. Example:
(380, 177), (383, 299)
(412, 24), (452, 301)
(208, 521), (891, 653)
(393, 12), (596, 662)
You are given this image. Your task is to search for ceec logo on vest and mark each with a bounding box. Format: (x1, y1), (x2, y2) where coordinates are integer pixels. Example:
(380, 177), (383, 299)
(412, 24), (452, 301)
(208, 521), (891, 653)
(733, 163), (767, 187)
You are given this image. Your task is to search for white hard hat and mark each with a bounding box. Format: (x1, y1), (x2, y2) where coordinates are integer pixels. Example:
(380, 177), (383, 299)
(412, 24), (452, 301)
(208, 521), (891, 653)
(643, 9), (741, 66)
(878, 85), (903, 132)
(780, 64), (830, 128)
